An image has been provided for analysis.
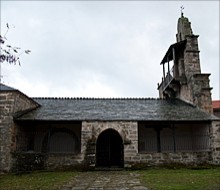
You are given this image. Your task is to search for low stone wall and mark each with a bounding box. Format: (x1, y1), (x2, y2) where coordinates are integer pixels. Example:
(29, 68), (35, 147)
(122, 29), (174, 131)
(11, 152), (47, 173)
(46, 153), (84, 170)
(11, 151), (214, 172)
(11, 152), (85, 172)
(125, 151), (213, 168)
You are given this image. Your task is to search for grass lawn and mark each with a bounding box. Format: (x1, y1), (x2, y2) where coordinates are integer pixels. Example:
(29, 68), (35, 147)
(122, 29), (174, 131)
(0, 168), (219, 190)
(139, 167), (220, 190)
(0, 171), (78, 190)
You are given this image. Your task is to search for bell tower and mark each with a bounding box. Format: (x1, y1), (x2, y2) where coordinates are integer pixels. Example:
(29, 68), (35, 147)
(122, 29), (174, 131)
(157, 12), (213, 114)
(176, 12), (193, 42)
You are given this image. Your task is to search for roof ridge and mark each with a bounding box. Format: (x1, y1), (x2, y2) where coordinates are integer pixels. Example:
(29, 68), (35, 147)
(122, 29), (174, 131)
(32, 97), (164, 100)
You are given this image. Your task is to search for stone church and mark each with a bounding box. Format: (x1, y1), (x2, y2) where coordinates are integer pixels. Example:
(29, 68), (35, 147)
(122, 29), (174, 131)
(0, 13), (220, 172)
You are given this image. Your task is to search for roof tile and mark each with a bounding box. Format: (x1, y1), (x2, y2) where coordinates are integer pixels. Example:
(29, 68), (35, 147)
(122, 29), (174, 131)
(15, 98), (217, 121)
(212, 100), (220, 109)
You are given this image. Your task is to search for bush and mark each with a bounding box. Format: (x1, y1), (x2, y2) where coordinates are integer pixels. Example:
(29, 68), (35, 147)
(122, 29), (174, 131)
(11, 152), (47, 174)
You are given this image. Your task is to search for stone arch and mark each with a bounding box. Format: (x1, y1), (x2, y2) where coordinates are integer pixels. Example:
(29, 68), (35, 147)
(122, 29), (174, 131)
(96, 128), (124, 168)
(93, 122), (125, 142)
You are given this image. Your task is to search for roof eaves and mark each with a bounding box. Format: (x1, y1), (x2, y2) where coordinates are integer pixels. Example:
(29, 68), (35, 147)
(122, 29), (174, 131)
(160, 40), (186, 65)
(13, 104), (41, 119)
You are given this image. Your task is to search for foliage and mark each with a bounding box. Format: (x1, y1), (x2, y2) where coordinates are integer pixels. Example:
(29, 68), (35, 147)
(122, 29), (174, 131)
(0, 23), (31, 65)
(0, 171), (78, 190)
(11, 152), (47, 174)
(139, 167), (220, 190)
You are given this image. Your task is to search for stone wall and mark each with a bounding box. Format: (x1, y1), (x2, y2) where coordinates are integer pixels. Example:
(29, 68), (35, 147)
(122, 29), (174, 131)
(81, 121), (138, 168)
(46, 153), (83, 170)
(129, 152), (213, 167)
(29, 121), (138, 170)
(11, 152), (84, 172)
(0, 90), (38, 172)
(11, 152), (46, 173)
(177, 35), (212, 114)
(179, 75), (213, 114)
(210, 120), (220, 164)
(184, 35), (201, 77)
(80, 121), (217, 168)
(7, 119), (220, 171)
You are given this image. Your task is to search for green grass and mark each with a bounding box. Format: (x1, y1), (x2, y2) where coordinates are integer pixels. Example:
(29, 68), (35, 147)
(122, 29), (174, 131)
(0, 171), (78, 190)
(139, 168), (220, 190)
(0, 168), (220, 190)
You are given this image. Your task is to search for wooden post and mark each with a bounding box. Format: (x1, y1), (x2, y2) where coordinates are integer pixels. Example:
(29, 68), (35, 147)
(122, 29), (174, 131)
(163, 63), (165, 81)
(172, 47), (176, 77)
(167, 56), (170, 82)
(47, 127), (52, 153)
(155, 127), (162, 153)
(171, 124), (176, 152)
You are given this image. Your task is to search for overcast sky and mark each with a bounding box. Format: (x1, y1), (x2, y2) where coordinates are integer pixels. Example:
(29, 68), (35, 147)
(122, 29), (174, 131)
(1, 1), (219, 100)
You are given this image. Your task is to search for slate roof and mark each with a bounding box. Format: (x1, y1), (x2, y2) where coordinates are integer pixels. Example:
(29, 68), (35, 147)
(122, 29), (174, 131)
(15, 98), (217, 122)
(0, 83), (17, 91)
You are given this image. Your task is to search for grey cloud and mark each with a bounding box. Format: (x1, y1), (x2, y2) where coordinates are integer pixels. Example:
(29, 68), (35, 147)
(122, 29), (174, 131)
(1, 1), (219, 99)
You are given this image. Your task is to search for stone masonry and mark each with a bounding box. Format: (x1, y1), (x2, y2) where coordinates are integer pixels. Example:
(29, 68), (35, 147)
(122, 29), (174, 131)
(179, 34), (212, 114)
(27, 120), (220, 170)
(81, 121), (138, 168)
(0, 90), (39, 172)
(211, 121), (220, 164)
(80, 121), (218, 168)
(158, 13), (213, 114)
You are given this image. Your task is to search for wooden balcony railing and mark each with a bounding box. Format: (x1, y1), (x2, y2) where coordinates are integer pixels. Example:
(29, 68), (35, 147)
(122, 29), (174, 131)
(160, 66), (174, 91)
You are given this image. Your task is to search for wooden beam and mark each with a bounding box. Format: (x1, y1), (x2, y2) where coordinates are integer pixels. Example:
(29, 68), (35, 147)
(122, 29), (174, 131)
(167, 56), (170, 81)
(171, 124), (176, 153)
(155, 127), (162, 153)
(172, 47), (176, 77)
(163, 63), (165, 81)
(47, 126), (52, 153)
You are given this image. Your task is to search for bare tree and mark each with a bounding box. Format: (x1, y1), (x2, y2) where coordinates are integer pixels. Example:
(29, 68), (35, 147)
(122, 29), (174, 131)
(0, 23), (31, 65)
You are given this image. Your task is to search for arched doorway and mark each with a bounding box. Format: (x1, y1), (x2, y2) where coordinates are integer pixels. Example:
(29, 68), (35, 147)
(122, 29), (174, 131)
(96, 129), (124, 168)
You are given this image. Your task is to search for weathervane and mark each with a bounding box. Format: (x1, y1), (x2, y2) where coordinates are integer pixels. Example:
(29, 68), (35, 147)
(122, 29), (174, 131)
(181, 5), (184, 17)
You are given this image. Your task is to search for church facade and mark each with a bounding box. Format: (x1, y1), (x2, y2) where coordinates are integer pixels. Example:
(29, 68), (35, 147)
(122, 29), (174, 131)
(0, 14), (220, 172)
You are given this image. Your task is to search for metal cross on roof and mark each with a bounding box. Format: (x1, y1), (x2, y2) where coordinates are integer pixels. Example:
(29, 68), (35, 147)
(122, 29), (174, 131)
(181, 5), (184, 16)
